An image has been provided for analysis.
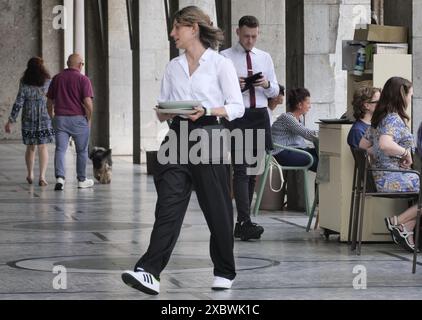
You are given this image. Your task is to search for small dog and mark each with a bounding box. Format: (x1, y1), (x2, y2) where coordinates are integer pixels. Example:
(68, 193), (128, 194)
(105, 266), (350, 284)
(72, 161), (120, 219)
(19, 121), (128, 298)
(89, 147), (112, 184)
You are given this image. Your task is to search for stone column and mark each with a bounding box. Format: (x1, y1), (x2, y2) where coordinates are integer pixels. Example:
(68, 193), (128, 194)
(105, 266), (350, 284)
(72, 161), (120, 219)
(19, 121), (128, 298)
(139, 0), (170, 157)
(108, 0), (133, 156)
(41, 0), (65, 76)
(304, 0), (370, 131)
(0, 0), (41, 141)
(74, 0), (85, 72)
(64, 0), (74, 66)
(413, 0), (422, 134)
(179, 0), (217, 23)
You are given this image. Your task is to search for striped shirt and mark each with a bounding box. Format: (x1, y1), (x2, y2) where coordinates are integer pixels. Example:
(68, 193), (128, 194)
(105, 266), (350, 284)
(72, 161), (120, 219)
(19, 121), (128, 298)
(271, 112), (319, 155)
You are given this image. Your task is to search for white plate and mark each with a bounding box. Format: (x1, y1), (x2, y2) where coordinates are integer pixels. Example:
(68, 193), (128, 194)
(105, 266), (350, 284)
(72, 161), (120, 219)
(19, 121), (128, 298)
(157, 109), (197, 115)
(158, 100), (201, 109)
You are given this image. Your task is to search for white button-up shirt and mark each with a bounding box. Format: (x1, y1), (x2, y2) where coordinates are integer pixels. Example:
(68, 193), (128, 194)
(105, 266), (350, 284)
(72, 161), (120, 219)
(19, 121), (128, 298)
(220, 42), (279, 109)
(158, 48), (245, 122)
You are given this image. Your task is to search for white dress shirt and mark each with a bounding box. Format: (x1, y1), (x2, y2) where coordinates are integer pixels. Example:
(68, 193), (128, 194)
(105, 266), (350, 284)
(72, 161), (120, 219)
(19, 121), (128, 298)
(220, 42), (279, 109)
(158, 48), (245, 122)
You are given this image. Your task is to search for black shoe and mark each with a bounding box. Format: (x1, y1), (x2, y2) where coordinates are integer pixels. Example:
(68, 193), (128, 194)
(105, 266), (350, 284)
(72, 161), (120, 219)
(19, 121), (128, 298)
(237, 220), (264, 241)
(234, 222), (241, 238)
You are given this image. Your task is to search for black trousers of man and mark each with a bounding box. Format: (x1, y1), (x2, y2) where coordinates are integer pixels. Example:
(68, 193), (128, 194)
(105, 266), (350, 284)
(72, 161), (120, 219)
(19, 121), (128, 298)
(135, 117), (236, 281)
(223, 108), (273, 224)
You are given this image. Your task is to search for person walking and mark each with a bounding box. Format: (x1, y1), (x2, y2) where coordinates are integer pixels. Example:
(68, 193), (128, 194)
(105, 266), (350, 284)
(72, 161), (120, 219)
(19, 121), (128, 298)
(47, 53), (94, 191)
(221, 15), (280, 241)
(121, 6), (244, 295)
(5, 57), (55, 186)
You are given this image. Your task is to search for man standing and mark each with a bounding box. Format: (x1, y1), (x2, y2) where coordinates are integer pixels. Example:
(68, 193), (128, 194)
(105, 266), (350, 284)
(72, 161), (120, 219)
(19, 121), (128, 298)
(47, 53), (94, 191)
(221, 16), (280, 241)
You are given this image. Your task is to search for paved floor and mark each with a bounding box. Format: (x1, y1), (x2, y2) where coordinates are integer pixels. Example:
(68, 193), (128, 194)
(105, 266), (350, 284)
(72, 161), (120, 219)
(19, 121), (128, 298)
(0, 143), (421, 300)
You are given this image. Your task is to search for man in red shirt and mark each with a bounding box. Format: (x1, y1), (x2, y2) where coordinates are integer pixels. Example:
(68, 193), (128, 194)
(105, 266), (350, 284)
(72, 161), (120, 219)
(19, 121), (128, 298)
(47, 54), (94, 191)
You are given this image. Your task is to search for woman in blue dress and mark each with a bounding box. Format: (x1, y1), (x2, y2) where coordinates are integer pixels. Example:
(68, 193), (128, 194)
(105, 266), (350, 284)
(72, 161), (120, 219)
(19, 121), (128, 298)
(5, 57), (55, 186)
(359, 77), (418, 252)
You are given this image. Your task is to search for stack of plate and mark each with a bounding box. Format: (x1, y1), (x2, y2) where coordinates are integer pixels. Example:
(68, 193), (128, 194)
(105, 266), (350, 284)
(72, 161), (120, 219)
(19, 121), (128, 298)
(157, 100), (201, 115)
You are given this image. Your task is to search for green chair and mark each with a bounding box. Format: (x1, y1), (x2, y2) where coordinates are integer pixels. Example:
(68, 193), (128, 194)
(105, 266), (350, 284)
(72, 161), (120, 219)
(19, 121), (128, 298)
(253, 143), (317, 232)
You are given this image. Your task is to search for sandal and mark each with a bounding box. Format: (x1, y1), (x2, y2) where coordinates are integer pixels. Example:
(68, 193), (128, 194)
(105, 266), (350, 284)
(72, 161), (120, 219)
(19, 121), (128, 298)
(26, 177), (33, 185)
(392, 224), (415, 253)
(384, 216), (399, 244)
(38, 179), (48, 187)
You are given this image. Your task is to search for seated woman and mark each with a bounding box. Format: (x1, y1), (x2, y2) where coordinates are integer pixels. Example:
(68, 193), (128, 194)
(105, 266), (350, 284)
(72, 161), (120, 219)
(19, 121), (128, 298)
(347, 86), (381, 149)
(359, 77), (418, 252)
(271, 88), (318, 172)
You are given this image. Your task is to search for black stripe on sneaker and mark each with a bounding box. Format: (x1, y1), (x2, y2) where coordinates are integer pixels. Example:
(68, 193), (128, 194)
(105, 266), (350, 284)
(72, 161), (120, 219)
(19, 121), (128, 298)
(149, 274), (153, 284)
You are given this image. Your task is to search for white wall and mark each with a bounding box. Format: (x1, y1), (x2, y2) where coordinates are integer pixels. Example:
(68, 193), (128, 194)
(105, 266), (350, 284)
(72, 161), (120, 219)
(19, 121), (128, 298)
(108, 0), (133, 155)
(304, 0), (371, 130)
(413, 0), (422, 133)
(139, 0), (170, 155)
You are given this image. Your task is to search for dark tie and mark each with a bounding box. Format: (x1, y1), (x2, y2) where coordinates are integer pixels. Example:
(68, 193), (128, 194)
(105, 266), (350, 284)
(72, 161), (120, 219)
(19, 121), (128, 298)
(246, 50), (256, 108)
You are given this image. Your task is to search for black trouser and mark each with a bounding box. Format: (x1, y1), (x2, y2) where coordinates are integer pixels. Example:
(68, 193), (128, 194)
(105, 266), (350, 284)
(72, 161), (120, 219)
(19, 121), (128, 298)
(232, 155), (256, 223)
(223, 108), (273, 223)
(135, 117), (236, 281)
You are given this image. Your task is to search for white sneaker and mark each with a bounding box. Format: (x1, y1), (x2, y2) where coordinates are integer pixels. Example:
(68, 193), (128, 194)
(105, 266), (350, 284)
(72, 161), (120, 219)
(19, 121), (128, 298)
(121, 268), (160, 295)
(78, 179), (94, 189)
(55, 177), (65, 191)
(212, 276), (233, 290)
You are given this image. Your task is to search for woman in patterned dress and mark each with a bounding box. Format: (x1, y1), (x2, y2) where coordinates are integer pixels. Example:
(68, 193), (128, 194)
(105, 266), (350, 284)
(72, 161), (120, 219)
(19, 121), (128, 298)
(4, 57), (55, 186)
(359, 77), (418, 252)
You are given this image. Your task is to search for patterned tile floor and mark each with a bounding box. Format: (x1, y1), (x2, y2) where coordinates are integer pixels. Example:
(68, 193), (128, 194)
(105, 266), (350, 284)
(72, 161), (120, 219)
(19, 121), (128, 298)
(0, 143), (421, 300)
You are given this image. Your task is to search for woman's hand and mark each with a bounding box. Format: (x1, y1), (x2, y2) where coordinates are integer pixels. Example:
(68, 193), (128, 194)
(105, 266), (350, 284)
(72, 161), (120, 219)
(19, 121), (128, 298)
(155, 107), (175, 123)
(400, 150), (413, 169)
(5, 121), (12, 134)
(188, 106), (205, 122)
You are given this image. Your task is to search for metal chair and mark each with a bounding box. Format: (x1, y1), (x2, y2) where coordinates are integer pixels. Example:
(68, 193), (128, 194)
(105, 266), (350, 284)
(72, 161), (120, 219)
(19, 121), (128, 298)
(349, 149), (421, 274)
(253, 143), (317, 232)
(347, 149), (360, 245)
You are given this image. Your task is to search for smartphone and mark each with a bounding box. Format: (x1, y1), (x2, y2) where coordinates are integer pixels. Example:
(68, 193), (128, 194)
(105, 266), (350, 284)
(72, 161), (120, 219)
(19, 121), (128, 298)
(245, 72), (263, 84)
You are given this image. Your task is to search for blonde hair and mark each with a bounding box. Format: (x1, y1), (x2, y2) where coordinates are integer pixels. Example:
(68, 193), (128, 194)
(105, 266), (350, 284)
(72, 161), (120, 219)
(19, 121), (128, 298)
(173, 6), (224, 50)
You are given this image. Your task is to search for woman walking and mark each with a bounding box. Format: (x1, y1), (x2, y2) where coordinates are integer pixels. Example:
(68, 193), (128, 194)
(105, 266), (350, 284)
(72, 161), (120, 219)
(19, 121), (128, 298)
(121, 6), (244, 295)
(5, 57), (55, 186)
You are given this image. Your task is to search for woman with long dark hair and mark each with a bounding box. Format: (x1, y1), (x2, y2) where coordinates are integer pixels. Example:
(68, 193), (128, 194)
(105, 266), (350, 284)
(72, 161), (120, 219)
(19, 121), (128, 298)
(5, 57), (55, 186)
(359, 77), (418, 252)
